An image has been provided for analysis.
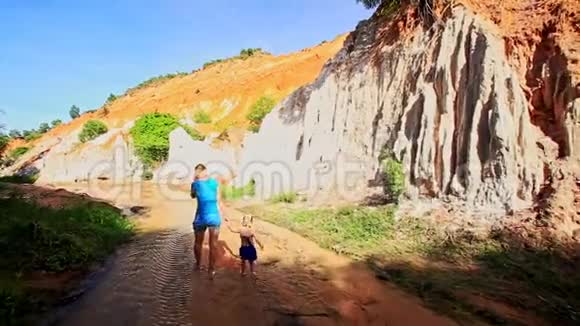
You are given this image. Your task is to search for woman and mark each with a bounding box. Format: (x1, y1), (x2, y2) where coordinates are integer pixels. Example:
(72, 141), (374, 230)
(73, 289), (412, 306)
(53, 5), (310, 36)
(190, 163), (225, 278)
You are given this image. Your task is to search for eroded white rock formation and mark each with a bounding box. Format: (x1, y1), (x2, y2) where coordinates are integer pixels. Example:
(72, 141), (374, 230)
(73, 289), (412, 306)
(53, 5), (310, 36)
(160, 127), (235, 182)
(239, 6), (564, 211)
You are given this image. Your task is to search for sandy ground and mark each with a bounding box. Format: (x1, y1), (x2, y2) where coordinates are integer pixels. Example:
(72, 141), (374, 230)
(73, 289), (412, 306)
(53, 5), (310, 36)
(47, 182), (456, 326)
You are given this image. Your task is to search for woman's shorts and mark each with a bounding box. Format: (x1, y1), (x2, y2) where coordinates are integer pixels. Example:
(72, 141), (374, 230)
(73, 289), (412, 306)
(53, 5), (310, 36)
(193, 223), (220, 232)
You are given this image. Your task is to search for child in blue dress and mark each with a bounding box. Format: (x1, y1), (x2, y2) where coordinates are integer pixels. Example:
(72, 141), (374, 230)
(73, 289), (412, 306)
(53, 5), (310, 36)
(228, 215), (263, 276)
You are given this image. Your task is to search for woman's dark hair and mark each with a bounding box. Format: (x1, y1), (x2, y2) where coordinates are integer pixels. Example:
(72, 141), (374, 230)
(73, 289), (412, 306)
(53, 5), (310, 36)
(194, 163), (207, 179)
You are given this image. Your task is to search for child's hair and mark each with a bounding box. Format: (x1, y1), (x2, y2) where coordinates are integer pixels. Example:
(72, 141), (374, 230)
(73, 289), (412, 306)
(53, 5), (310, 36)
(241, 215), (254, 227)
(194, 163), (207, 179)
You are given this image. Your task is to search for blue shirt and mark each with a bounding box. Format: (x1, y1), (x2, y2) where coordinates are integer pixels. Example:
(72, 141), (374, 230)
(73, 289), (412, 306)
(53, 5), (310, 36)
(191, 178), (221, 227)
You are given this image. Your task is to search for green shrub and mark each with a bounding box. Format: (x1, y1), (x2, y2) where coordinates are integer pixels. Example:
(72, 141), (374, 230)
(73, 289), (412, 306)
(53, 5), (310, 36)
(203, 58), (225, 69)
(193, 110), (212, 124)
(247, 124), (260, 133)
(9, 147), (29, 160)
(382, 157), (405, 201)
(130, 113), (203, 165)
(78, 120), (108, 143)
(270, 191), (298, 204)
(0, 135), (9, 151)
(239, 48), (265, 59)
(246, 96), (276, 132)
(23, 132), (41, 142)
(51, 119), (62, 128)
(221, 180), (256, 201)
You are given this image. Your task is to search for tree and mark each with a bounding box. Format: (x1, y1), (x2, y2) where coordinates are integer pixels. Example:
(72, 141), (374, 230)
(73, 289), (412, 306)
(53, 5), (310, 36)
(51, 119), (62, 127)
(105, 93), (117, 105)
(9, 129), (21, 138)
(356, 0), (383, 9)
(69, 105), (81, 119)
(38, 122), (50, 133)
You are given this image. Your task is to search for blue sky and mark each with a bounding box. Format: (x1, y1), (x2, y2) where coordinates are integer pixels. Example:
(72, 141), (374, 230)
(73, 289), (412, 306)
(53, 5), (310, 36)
(0, 0), (372, 131)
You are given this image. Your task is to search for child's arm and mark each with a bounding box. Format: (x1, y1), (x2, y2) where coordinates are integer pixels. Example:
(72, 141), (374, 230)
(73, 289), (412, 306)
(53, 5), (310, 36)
(253, 235), (264, 250)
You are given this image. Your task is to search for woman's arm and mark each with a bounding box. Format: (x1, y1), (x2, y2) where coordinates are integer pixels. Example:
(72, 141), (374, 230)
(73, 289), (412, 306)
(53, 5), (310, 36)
(190, 183), (196, 199)
(226, 224), (239, 234)
(217, 183), (229, 222)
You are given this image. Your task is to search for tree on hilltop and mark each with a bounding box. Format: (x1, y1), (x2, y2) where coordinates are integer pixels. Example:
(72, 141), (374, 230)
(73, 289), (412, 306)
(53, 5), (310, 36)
(70, 105), (81, 119)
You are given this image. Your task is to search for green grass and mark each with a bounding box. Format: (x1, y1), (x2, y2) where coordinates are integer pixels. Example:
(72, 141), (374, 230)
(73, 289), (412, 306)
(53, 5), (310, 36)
(221, 180), (255, 201)
(23, 132), (41, 142)
(243, 204), (580, 324)
(246, 96), (277, 133)
(0, 174), (38, 184)
(0, 198), (133, 324)
(270, 192), (298, 204)
(193, 110), (212, 124)
(128, 72), (188, 93)
(202, 48), (269, 69)
(244, 205), (396, 257)
(8, 147), (29, 160)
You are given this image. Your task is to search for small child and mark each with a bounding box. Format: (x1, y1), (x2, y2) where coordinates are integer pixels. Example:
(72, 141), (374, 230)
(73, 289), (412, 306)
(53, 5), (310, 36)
(227, 215), (263, 276)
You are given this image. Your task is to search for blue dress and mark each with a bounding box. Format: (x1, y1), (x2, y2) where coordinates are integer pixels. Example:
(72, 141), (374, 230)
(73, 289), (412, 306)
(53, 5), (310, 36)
(191, 178), (221, 229)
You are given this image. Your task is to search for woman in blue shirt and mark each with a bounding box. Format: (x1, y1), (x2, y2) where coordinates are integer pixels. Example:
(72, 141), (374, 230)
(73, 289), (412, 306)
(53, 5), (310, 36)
(190, 163), (224, 278)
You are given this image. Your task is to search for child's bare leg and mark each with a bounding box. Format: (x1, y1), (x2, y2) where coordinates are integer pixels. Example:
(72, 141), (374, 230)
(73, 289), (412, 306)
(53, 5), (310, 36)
(250, 261), (256, 276)
(240, 260), (246, 276)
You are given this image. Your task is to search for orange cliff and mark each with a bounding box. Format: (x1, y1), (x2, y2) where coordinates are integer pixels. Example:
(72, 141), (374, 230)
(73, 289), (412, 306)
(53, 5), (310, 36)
(10, 34), (347, 152)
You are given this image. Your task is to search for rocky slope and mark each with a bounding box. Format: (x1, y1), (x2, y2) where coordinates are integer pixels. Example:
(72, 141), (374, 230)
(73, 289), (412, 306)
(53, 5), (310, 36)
(3, 1), (579, 218)
(2, 36), (346, 182)
(238, 1), (580, 213)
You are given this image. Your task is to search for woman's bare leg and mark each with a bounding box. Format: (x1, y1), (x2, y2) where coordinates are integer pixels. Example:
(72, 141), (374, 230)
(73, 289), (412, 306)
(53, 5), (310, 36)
(194, 229), (205, 270)
(208, 227), (220, 278)
(240, 260), (246, 276)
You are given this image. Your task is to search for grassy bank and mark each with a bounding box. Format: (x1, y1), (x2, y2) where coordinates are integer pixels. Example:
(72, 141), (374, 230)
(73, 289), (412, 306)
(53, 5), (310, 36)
(242, 203), (580, 325)
(0, 196), (133, 325)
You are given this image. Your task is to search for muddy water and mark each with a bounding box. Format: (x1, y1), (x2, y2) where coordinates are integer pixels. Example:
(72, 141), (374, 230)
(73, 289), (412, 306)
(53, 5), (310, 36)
(51, 183), (456, 326)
